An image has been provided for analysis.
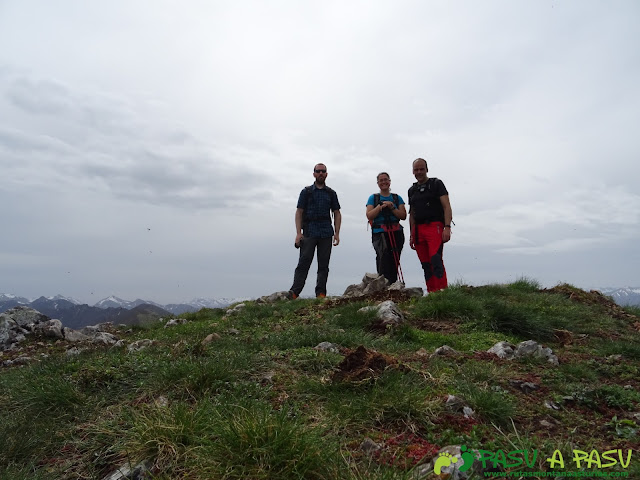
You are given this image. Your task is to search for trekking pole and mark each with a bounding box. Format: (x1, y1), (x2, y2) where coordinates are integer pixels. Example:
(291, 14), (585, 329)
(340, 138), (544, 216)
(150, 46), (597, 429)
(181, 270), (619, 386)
(384, 224), (405, 284)
(389, 227), (404, 284)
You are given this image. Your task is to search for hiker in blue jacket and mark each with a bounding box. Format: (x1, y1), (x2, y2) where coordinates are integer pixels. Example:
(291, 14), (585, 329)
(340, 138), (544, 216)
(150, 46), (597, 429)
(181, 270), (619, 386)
(366, 172), (407, 284)
(289, 163), (341, 299)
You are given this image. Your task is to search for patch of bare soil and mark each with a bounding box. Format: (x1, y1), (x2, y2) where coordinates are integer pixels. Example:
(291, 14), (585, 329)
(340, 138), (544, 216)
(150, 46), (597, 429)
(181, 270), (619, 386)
(411, 318), (460, 334)
(332, 345), (401, 382)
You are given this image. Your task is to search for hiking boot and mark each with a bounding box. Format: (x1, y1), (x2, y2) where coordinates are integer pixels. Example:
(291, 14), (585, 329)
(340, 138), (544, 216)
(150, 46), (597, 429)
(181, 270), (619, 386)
(288, 290), (298, 300)
(316, 293), (326, 299)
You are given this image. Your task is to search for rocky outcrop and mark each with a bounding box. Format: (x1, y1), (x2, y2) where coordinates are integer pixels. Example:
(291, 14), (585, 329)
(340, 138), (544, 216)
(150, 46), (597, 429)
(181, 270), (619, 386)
(1, 306), (123, 360)
(488, 340), (559, 365)
(343, 273), (423, 298)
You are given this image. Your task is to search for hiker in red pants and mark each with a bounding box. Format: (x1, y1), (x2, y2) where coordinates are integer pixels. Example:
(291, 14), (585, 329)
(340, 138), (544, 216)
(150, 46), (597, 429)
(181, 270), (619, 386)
(408, 158), (453, 293)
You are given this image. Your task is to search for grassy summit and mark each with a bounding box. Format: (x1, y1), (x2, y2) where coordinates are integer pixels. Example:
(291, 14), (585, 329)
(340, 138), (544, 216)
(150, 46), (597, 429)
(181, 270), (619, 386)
(1, 279), (639, 479)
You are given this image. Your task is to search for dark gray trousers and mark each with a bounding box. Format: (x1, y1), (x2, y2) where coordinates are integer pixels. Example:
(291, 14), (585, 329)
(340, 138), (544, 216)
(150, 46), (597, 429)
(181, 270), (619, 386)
(290, 236), (333, 296)
(372, 229), (405, 284)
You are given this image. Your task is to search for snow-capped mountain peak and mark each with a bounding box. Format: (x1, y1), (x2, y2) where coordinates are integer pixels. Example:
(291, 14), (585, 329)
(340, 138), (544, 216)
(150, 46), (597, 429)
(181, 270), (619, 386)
(600, 287), (640, 306)
(0, 293), (31, 304)
(94, 296), (132, 309)
(45, 294), (80, 304)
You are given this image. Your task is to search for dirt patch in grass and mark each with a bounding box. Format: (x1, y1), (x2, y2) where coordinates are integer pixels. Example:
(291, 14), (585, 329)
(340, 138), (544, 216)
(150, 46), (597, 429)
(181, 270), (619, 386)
(432, 412), (479, 434)
(332, 345), (400, 382)
(472, 351), (506, 362)
(411, 318), (461, 334)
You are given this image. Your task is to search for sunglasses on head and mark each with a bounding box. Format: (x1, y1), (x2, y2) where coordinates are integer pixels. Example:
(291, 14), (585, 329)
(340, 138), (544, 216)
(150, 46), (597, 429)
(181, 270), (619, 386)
(314, 169), (326, 173)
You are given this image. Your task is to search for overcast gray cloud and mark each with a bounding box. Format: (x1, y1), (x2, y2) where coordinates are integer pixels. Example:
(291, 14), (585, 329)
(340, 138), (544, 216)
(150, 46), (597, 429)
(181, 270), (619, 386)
(1, 0), (638, 304)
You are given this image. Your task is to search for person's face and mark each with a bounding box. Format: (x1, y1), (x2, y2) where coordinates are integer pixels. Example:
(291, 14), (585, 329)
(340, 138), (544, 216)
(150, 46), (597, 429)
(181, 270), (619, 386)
(314, 164), (327, 183)
(377, 175), (390, 189)
(413, 160), (427, 182)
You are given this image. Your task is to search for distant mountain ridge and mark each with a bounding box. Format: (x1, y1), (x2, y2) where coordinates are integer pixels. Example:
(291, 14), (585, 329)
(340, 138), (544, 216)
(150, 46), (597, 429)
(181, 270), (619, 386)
(599, 287), (640, 307)
(0, 293), (243, 329)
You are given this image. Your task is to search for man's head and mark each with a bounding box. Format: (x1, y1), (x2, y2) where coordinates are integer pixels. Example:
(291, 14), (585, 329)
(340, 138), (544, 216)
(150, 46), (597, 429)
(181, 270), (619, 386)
(412, 158), (428, 183)
(313, 163), (327, 185)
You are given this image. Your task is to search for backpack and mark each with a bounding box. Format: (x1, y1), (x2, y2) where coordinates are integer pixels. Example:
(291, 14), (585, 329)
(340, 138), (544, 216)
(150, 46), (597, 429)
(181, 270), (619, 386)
(408, 178), (444, 223)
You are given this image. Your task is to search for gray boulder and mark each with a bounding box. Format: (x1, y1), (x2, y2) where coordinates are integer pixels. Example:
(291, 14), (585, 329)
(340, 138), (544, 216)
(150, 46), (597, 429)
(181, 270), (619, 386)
(314, 342), (340, 353)
(225, 303), (246, 315)
(376, 300), (405, 326)
(92, 332), (119, 346)
(256, 291), (293, 303)
(33, 319), (64, 339)
(127, 339), (155, 353)
(343, 273), (389, 298)
(487, 341), (516, 359)
(63, 328), (91, 342)
(488, 340), (559, 365)
(1, 307), (52, 350)
(3, 306), (49, 329)
(343, 273), (423, 298)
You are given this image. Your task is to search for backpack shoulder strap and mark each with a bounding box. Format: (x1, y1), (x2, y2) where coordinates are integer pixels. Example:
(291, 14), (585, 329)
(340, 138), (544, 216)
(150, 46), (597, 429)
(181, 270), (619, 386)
(303, 185), (313, 211)
(392, 193), (399, 206)
(408, 182), (418, 200)
(373, 193), (380, 207)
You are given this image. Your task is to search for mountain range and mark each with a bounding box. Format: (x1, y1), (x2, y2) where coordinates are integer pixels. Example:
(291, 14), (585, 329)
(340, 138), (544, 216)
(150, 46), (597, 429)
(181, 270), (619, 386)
(0, 294), (241, 330)
(1, 288), (637, 330)
(599, 287), (640, 307)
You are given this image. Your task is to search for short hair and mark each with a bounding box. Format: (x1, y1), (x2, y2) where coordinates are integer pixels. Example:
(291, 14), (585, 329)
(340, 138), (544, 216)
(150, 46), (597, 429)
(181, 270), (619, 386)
(314, 163), (327, 170)
(413, 158), (428, 169)
(376, 172), (390, 181)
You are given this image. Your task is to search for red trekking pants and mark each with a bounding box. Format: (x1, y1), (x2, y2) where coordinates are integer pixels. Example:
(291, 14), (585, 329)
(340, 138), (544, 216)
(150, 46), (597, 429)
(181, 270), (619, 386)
(413, 222), (447, 292)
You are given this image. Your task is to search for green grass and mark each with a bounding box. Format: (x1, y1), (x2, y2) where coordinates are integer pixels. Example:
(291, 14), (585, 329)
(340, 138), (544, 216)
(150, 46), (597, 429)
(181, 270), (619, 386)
(1, 280), (639, 479)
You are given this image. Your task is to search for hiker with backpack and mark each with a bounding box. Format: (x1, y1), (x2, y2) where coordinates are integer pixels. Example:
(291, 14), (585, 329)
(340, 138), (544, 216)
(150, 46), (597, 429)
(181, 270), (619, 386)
(408, 158), (453, 293)
(366, 172), (407, 284)
(289, 163), (341, 299)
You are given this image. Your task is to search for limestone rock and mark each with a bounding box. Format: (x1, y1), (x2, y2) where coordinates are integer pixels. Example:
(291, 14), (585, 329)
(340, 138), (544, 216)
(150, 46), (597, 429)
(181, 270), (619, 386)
(256, 291), (293, 303)
(33, 319), (64, 339)
(225, 303), (246, 315)
(201, 333), (221, 345)
(376, 300), (405, 326)
(3, 306), (49, 328)
(127, 339), (155, 353)
(487, 341), (516, 359)
(63, 328), (91, 342)
(102, 460), (151, 480)
(434, 345), (458, 356)
(314, 342), (339, 353)
(92, 332), (119, 346)
(360, 437), (381, 454)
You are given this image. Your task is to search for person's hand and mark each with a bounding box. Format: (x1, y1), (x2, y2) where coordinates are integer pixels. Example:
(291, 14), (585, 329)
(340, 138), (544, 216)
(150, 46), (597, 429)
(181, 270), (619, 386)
(409, 234), (416, 250)
(333, 233), (340, 246)
(382, 201), (394, 209)
(442, 228), (451, 243)
(295, 233), (304, 247)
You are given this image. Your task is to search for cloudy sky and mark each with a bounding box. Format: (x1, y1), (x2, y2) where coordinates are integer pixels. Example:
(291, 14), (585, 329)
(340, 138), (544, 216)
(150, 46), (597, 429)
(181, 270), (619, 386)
(1, 1), (639, 305)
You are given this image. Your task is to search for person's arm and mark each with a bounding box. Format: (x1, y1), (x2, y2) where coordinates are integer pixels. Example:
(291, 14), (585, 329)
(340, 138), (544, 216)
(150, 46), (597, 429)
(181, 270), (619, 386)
(366, 203), (384, 221)
(333, 209), (341, 246)
(440, 195), (452, 243)
(295, 208), (304, 246)
(393, 204), (407, 221)
(409, 210), (416, 249)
